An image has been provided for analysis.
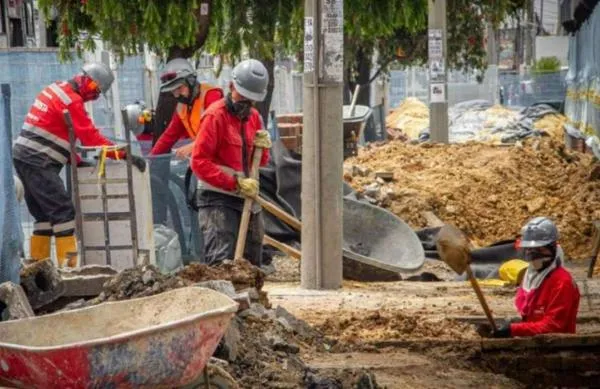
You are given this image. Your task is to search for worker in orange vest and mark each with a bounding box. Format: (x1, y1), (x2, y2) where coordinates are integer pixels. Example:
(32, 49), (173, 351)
(150, 58), (223, 158)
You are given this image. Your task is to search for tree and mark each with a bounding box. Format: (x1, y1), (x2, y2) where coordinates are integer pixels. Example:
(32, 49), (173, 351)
(38, 0), (301, 128)
(41, 0), (526, 122)
(342, 0), (527, 105)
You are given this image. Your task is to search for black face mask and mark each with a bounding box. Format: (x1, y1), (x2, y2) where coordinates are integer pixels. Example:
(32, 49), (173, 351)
(225, 93), (253, 119)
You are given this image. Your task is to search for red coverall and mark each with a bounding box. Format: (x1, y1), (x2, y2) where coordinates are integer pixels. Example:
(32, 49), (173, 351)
(511, 266), (580, 336)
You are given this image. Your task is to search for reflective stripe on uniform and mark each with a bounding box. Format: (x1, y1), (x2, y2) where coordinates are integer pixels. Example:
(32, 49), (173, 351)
(14, 137), (68, 164)
(52, 220), (76, 234)
(197, 164), (244, 198)
(41, 90), (53, 99)
(23, 123), (70, 150)
(48, 83), (72, 105)
(34, 222), (52, 233)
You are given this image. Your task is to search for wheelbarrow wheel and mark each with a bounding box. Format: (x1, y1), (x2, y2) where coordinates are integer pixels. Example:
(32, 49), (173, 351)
(183, 363), (240, 389)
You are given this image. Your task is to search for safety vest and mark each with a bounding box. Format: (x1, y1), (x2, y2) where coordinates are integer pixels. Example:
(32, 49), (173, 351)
(176, 84), (219, 139)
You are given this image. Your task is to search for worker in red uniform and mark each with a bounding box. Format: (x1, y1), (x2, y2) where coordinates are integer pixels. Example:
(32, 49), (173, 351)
(149, 58), (223, 158)
(191, 59), (271, 266)
(12, 62), (146, 268)
(489, 217), (580, 338)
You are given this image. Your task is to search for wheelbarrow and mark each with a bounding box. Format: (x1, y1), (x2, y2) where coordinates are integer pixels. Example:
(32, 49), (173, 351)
(0, 287), (239, 389)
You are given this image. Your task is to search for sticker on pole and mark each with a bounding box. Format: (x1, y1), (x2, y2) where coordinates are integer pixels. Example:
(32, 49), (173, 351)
(304, 17), (314, 73)
(430, 83), (446, 103)
(321, 0), (343, 82)
(428, 29), (443, 59)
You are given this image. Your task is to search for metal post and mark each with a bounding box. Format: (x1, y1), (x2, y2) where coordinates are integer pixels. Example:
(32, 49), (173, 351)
(428, 0), (448, 143)
(63, 110), (86, 266)
(301, 0), (344, 290)
(121, 109), (140, 266)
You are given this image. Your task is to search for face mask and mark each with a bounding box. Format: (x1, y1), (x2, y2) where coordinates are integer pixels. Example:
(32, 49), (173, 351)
(175, 95), (190, 105)
(531, 258), (552, 270)
(524, 249), (553, 271)
(226, 93), (253, 119)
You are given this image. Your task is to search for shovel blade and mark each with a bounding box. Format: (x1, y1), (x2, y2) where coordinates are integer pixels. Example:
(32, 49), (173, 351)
(436, 224), (471, 275)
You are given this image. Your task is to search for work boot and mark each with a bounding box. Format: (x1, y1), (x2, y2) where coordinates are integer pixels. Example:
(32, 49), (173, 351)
(29, 234), (51, 261)
(55, 235), (78, 268)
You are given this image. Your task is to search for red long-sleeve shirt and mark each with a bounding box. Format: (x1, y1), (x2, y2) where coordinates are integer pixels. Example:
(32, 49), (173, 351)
(191, 99), (269, 192)
(150, 89), (222, 155)
(511, 266), (580, 337)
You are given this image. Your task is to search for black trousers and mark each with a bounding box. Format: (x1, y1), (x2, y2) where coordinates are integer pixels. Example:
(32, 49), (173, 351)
(198, 205), (264, 267)
(13, 159), (75, 237)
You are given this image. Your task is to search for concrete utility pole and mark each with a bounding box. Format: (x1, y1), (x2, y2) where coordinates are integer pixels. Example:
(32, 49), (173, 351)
(301, 0), (344, 290)
(525, 0), (535, 66)
(428, 0), (448, 143)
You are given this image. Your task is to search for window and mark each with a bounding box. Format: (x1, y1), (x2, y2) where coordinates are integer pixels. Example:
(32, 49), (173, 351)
(0, 0), (6, 34)
(23, 0), (33, 37)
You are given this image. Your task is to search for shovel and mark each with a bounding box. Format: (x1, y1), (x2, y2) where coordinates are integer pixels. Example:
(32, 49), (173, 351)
(234, 146), (264, 260)
(436, 224), (497, 331)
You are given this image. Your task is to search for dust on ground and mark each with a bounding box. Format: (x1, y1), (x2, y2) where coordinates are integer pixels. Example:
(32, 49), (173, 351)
(313, 309), (478, 345)
(345, 138), (598, 259)
(266, 255), (301, 282)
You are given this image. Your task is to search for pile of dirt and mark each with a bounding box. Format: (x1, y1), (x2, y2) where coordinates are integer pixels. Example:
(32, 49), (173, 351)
(177, 259), (264, 291)
(91, 265), (190, 303)
(314, 310), (478, 344)
(345, 138), (597, 259)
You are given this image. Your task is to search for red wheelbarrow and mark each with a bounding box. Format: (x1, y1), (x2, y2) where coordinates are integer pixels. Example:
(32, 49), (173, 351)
(0, 287), (239, 389)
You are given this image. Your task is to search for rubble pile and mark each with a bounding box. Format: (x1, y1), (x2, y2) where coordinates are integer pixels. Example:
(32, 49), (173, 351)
(218, 304), (381, 388)
(91, 265), (190, 303)
(345, 138), (597, 258)
(314, 310), (477, 344)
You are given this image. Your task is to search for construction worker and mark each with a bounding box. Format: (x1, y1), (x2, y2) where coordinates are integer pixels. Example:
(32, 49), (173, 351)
(12, 62), (146, 267)
(191, 59), (271, 266)
(149, 58), (223, 158)
(486, 217), (580, 338)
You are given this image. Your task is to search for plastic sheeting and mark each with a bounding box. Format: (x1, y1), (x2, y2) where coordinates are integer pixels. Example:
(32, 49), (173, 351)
(0, 89), (22, 284)
(153, 224), (183, 274)
(565, 4), (600, 137)
(410, 99), (564, 143)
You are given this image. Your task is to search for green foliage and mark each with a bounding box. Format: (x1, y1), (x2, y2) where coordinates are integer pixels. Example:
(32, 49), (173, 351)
(204, 0), (303, 65)
(532, 56), (561, 74)
(40, 0), (527, 82)
(38, 0), (203, 61)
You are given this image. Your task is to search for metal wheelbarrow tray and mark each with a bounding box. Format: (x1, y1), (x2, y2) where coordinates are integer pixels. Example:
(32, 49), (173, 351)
(0, 287), (238, 389)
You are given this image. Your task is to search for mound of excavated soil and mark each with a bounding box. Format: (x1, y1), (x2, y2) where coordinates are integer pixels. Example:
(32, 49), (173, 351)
(345, 138), (598, 259)
(314, 310), (478, 344)
(177, 259), (264, 291)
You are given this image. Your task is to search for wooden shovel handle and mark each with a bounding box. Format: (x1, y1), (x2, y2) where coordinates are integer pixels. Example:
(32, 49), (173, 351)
(466, 266), (497, 331)
(263, 234), (301, 260)
(255, 196), (302, 232)
(234, 147), (263, 260)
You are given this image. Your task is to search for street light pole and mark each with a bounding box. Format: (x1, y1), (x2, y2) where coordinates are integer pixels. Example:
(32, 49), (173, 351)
(301, 0), (344, 290)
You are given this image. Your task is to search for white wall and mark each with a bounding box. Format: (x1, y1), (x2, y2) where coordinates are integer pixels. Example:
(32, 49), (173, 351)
(536, 36), (569, 65)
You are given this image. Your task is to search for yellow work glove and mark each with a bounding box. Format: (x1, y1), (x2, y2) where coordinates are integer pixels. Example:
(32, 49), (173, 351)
(236, 176), (259, 198)
(254, 130), (272, 149)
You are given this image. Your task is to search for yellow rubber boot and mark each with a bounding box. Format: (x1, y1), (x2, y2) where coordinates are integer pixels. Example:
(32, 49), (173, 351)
(55, 235), (79, 268)
(29, 235), (51, 261)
